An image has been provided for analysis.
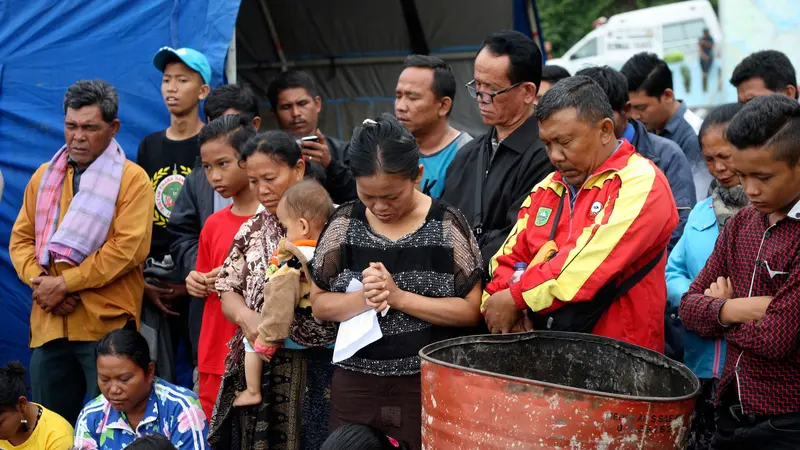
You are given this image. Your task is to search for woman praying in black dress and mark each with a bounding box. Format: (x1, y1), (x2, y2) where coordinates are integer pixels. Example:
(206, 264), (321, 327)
(310, 114), (484, 449)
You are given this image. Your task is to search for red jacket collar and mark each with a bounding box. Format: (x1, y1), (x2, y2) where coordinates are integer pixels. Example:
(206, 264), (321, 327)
(551, 140), (635, 187)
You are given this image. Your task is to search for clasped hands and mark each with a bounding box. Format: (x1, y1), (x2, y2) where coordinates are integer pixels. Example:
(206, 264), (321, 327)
(704, 276), (772, 325)
(31, 275), (76, 316)
(484, 289), (532, 335)
(362, 262), (403, 314)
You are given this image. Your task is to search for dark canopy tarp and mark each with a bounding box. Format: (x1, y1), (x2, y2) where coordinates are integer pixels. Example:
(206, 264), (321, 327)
(234, 0), (543, 138)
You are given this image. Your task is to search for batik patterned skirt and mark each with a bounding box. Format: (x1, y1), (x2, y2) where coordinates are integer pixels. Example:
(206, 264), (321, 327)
(208, 331), (334, 450)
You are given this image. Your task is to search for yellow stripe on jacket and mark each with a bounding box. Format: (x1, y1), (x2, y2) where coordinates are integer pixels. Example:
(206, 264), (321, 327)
(484, 145), (677, 312)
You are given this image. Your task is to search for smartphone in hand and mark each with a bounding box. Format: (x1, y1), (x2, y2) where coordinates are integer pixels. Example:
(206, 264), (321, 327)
(296, 135), (319, 145)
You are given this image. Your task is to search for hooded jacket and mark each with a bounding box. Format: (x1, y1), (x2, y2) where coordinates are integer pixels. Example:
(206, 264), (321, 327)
(484, 140), (678, 352)
(168, 159), (216, 281)
(258, 239), (336, 349)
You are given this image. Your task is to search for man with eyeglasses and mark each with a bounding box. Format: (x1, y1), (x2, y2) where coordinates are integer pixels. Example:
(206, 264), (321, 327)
(482, 76), (677, 351)
(441, 30), (554, 271)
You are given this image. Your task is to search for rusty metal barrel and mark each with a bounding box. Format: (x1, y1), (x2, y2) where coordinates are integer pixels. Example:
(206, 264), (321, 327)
(420, 332), (700, 449)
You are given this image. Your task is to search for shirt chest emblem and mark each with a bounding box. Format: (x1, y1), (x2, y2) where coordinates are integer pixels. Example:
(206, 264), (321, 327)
(534, 207), (552, 226)
(152, 164), (192, 226)
(589, 201), (603, 218)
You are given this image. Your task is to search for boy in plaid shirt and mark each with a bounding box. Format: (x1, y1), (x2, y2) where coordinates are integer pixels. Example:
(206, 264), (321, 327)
(680, 95), (800, 449)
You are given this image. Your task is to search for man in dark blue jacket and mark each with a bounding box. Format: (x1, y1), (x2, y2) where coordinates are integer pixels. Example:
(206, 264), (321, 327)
(169, 84), (261, 282)
(577, 67), (695, 251)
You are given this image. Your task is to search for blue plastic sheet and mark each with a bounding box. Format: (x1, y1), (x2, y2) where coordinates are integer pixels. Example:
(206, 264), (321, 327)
(0, 0), (240, 371)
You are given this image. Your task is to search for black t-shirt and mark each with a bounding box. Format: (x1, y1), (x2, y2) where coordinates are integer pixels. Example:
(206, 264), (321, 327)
(137, 130), (200, 259)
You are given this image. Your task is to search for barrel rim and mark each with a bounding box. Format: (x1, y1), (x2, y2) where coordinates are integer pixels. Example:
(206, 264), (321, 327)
(419, 331), (701, 403)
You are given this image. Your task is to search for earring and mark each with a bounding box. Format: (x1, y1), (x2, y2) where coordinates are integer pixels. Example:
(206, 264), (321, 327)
(20, 418), (29, 432)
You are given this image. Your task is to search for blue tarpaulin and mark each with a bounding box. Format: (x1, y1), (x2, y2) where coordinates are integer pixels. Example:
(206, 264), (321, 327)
(0, 0), (240, 371)
(0, 0), (545, 376)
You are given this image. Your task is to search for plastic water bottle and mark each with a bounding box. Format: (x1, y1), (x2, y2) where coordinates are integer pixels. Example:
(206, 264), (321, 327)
(510, 262), (527, 285)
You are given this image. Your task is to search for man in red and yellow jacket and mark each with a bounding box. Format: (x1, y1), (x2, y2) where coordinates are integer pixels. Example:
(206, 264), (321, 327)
(483, 76), (678, 352)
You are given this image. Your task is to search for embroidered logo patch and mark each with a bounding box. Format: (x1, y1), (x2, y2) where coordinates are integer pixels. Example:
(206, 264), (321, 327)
(589, 201), (603, 217)
(535, 207), (552, 226)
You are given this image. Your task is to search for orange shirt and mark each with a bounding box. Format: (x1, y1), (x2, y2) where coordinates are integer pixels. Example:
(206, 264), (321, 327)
(10, 160), (153, 347)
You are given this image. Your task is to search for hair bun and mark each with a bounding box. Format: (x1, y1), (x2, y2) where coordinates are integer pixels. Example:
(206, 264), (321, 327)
(3, 361), (26, 379)
(238, 114), (253, 126)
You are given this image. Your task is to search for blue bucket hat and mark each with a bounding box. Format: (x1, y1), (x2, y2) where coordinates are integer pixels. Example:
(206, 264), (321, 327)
(153, 46), (211, 85)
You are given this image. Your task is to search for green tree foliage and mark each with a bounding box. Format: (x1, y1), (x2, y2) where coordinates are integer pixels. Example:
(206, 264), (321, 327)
(539, 0), (717, 57)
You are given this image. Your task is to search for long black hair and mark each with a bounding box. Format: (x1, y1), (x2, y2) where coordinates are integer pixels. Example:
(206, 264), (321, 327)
(239, 130), (326, 181)
(321, 423), (410, 450)
(0, 362), (27, 409)
(198, 114), (258, 155)
(96, 329), (152, 373)
(349, 113), (419, 179)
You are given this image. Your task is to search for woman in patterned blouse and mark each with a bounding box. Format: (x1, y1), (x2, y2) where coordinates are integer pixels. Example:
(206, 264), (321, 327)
(207, 131), (334, 450)
(311, 114), (484, 449)
(73, 329), (208, 450)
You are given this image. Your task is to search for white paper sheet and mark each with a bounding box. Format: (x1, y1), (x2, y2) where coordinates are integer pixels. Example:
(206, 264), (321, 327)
(332, 279), (384, 363)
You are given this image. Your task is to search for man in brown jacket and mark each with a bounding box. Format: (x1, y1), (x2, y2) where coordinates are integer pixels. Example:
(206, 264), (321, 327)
(9, 80), (153, 425)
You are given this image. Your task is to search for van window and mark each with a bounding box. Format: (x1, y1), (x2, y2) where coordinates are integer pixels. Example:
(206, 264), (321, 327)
(571, 38), (598, 60)
(663, 19), (708, 55)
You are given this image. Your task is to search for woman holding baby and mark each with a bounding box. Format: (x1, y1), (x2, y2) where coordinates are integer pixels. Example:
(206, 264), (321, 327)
(310, 114), (484, 449)
(208, 131), (335, 450)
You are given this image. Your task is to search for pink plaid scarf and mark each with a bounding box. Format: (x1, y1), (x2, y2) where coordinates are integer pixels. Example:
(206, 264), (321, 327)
(34, 139), (126, 267)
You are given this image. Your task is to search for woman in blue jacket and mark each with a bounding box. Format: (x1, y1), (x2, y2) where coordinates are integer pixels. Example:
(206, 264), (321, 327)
(666, 103), (747, 450)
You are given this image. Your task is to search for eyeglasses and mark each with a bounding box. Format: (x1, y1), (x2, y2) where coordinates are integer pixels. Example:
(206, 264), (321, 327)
(465, 80), (522, 104)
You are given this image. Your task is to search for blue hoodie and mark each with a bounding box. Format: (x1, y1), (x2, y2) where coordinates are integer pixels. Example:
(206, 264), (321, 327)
(665, 197), (725, 379)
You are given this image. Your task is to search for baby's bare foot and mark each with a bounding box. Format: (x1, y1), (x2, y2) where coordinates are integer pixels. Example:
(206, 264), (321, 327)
(232, 389), (262, 407)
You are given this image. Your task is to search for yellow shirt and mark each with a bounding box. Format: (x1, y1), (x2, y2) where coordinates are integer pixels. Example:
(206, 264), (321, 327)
(9, 159), (154, 347)
(0, 404), (74, 450)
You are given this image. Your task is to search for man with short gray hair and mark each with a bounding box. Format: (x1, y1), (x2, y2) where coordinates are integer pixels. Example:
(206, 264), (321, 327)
(482, 76), (678, 353)
(9, 79), (153, 424)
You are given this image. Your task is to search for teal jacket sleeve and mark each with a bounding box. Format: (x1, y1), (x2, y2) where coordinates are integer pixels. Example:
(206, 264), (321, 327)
(666, 231), (692, 310)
